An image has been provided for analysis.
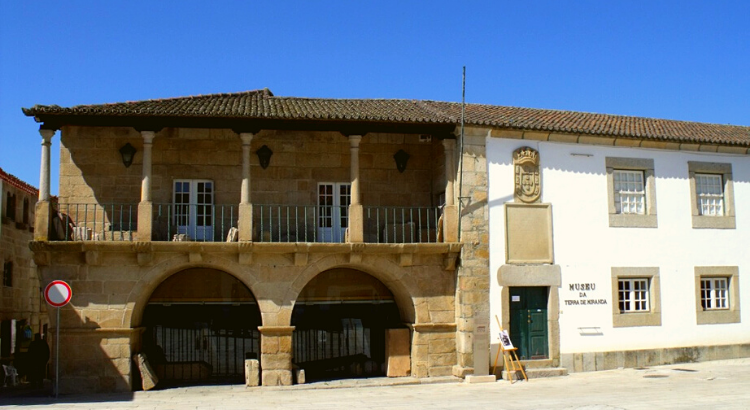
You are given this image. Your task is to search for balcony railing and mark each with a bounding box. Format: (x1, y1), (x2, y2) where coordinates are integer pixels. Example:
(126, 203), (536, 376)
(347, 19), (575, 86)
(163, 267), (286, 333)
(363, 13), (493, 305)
(49, 203), (442, 244)
(364, 206), (441, 244)
(53, 203), (137, 241)
(154, 204), (238, 242)
(253, 204), (348, 243)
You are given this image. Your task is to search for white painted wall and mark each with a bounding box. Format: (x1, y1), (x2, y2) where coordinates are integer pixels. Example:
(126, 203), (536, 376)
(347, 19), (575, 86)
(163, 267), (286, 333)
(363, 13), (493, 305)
(487, 137), (750, 354)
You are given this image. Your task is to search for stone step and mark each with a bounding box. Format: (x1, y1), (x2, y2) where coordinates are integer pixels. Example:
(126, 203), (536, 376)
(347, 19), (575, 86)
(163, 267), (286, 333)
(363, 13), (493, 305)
(501, 367), (568, 381)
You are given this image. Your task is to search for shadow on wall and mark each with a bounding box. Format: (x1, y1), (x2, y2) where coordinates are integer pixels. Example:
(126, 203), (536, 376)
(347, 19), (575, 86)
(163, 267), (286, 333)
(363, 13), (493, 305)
(0, 310), (136, 404)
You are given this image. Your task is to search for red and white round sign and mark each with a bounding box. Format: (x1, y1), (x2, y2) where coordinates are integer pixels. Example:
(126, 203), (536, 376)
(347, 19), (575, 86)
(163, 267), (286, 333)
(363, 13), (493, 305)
(44, 280), (72, 308)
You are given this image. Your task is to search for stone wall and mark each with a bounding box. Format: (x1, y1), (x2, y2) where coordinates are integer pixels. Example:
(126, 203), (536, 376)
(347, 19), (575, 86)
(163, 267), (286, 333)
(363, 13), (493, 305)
(59, 126), (444, 209)
(453, 128), (490, 376)
(1, 177), (47, 333)
(32, 241), (459, 392)
(562, 343), (750, 373)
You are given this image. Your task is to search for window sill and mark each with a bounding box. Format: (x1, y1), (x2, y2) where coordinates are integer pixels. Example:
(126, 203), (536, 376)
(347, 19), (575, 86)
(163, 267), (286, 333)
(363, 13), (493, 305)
(609, 213), (657, 228)
(691, 215), (735, 229)
(612, 311), (661, 327)
(696, 309), (740, 325)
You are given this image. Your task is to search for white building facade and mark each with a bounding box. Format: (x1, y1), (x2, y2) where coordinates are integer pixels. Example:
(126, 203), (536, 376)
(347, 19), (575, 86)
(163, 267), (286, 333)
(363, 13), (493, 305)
(487, 136), (749, 372)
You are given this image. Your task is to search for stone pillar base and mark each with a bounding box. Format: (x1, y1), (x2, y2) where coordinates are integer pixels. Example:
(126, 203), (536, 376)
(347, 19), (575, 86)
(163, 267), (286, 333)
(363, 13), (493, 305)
(238, 203), (253, 241)
(34, 201), (51, 241)
(442, 205), (459, 242)
(348, 204), (363, 243)
(258, 326), (295, 386)
(136, 202), (153, 241)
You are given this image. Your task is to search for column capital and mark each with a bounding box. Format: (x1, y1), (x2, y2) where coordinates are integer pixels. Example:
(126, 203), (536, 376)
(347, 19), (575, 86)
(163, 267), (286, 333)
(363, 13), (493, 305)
(240, 132), (254, 145)
(349, 134), (362, 146)
(141, 130), (155, 143)
(442, 138), (455, 150)
(39, 128), (56, 143)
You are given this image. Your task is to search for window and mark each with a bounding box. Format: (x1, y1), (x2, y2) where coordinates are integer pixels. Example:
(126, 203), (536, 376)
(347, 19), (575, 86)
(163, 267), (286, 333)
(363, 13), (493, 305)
(613, 170), (645, 214)
(5, 192), (15, 220)
(688, 162), (735, 229)
(2, 261), (12, 287)
(695, 266), (740, 325)
(606, 157), (657, 228)
(700, 278), (728, 310)
(611, 267), (661, 327)
(618, 278), (649, 312)
(695, 174), (724, 216)
(22, 198), (30, 225)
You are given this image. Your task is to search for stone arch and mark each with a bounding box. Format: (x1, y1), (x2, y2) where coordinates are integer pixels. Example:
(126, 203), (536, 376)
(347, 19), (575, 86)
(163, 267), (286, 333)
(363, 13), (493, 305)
(127, 253), (262, 329)
(281, 255), (419, 327)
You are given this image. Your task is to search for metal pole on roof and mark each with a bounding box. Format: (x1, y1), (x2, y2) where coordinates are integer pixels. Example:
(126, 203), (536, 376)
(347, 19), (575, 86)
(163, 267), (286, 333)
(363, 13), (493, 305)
(457, 66), (466, 242)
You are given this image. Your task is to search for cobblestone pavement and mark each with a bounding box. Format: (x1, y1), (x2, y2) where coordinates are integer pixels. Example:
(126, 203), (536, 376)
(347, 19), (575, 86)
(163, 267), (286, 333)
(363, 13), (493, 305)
(1, 359), (748, 409)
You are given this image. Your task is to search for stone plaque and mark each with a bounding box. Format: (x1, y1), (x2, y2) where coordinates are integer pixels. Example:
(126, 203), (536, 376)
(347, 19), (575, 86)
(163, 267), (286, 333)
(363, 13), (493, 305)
(513, 147), (541, 203)
(505, 203), (553, 264)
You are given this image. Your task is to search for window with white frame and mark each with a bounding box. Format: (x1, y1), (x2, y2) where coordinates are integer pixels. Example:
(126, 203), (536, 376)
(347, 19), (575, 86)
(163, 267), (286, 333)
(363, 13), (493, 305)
(613, 170), (645, 214)
(618, 278), (649, 312)
(611, 267), (661, 327)
(688, 162), (735, 229)
(695, 266), (740, 325)
(695, 174), (724, 216)
(605, 157), (657, 228)
(700, 277), (728, 310)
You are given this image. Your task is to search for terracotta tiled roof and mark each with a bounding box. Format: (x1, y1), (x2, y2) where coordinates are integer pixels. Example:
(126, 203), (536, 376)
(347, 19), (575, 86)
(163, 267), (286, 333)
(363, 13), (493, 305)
(0, 167), (38, 196)
(22, 89), (750, 147)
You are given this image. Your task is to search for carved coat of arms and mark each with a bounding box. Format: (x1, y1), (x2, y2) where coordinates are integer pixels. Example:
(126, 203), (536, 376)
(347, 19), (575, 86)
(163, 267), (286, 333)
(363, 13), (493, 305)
(513, 147), (541, 203)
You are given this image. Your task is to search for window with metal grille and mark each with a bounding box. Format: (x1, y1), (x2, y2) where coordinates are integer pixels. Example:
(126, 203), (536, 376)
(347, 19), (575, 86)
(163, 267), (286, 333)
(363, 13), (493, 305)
(613, 170), (645, 214)
(701, 278), (728, 310)
(695, 173), (724, 216)
(618, 278), (649, 312)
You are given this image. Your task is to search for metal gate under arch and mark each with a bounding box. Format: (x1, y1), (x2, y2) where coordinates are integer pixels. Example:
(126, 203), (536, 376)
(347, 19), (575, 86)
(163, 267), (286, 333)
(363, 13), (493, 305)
(141, 268), (261, 386)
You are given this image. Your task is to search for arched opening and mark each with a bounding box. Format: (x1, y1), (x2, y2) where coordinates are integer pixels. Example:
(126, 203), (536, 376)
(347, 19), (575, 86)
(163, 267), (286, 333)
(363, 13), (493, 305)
(291, 268), (405, 382)
(141, 268), (261, 387)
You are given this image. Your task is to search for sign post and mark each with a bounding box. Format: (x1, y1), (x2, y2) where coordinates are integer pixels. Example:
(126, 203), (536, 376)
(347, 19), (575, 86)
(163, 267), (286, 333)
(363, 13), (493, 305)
(44, 280), (72, 398)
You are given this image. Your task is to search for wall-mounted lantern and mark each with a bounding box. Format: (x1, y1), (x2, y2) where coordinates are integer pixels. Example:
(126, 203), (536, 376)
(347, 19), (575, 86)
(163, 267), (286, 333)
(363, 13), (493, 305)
(256, 145), (273, 169)
(394, 149), (410, 173)
(119, 143), (137, 168)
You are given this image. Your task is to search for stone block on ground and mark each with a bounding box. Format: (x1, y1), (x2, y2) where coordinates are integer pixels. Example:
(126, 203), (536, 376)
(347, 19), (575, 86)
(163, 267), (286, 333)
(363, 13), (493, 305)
(133, 353), (159, 391)
(386, 328), (411, 377)
(245, 359), (260, 387)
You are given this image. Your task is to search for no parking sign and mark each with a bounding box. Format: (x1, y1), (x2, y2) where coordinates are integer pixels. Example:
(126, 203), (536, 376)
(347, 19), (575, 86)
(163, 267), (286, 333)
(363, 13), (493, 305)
(44, 280), (71, 398)
(44, 280), (72, 307)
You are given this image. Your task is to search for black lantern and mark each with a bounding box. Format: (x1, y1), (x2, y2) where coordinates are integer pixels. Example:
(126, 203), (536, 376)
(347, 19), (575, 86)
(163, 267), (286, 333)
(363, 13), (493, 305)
(256, 145), (273, 169)
(119, 143), (136, 168)
(394, 149), (410, 173)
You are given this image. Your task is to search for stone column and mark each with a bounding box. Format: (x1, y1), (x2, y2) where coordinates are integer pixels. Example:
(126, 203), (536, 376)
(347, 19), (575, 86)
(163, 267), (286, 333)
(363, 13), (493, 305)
(136, 131), (154, 241)
(442, 139), (458, 242)
(347, 135), (364, 243)
(35, 128), (55, 240)
(258, 326), (295, 385)
(238, 133), (254, 241)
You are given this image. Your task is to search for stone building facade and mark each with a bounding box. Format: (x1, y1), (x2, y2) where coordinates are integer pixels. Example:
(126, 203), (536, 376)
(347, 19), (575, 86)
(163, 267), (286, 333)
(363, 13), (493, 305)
(0, 167), (48, 367)
(22, 90), (750, 392)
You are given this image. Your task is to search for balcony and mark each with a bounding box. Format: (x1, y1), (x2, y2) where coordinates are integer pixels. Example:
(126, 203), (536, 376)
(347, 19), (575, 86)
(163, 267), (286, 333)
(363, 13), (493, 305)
(49, 203), (445, 244)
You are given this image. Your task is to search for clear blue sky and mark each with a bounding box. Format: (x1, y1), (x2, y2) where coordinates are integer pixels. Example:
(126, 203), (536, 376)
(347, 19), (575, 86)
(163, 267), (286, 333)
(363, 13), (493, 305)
(1, 1), (748, 193)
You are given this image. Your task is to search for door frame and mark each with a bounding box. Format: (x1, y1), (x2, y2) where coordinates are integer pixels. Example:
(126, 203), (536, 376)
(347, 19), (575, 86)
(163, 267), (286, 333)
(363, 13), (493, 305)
(509, 286), (549, 360)
(317, 182), (351, 243)
(497, 264), (561, 366)
(173, 179), (214, 241)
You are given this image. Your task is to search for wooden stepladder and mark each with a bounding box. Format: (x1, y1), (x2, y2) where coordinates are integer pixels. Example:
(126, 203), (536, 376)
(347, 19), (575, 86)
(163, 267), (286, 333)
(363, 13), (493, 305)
(492, 316), (528, 383)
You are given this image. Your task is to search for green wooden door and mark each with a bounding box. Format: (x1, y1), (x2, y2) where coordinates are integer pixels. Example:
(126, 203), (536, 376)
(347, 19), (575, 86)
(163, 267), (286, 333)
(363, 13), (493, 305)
(509, 287), (549, 360)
